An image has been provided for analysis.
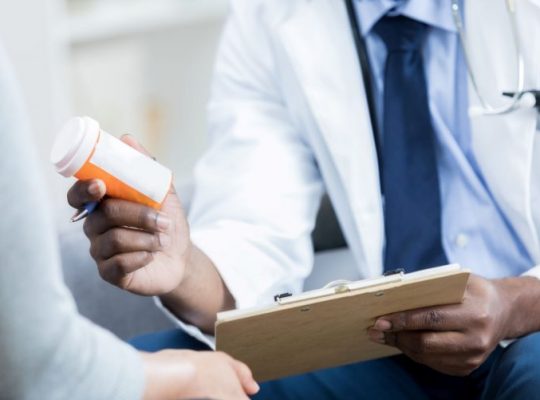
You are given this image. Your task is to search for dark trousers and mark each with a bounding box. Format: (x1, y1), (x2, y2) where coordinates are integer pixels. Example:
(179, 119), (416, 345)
(130, 330), (540, 399)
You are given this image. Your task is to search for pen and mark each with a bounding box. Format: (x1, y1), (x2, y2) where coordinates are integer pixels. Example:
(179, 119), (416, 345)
(71, 201), (99, 223)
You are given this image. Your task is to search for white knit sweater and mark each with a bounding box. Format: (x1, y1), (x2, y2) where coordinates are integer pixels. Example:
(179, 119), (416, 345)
(0, 46), (144, 400)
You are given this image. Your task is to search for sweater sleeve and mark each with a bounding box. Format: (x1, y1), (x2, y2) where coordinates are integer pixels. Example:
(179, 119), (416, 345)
(0, 46), (145, 400)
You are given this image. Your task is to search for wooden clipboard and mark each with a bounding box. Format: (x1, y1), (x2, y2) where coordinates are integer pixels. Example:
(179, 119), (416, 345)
(215, 264), (470, 382)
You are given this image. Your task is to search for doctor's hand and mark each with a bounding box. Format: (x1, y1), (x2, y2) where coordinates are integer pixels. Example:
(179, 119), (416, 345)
(367, 274), (535, 376)
(67, 135), (191, 296)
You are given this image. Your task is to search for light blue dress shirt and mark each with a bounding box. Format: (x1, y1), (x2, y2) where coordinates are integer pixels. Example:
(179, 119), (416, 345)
(353, 0), (532, 278)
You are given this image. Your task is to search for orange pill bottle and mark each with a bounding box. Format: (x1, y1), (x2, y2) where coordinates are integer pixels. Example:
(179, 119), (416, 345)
(51, 116), (172, 209)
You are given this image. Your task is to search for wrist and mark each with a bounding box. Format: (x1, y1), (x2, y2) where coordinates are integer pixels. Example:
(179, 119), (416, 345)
(176, 240), (197, 293)
(141, 351), (196, 400)
(492, 276), (540, 340)
(158, 242), (234, 332)
(160, 240), (196, 299)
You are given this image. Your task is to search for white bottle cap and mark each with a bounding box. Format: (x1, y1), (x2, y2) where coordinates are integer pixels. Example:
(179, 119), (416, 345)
(50, 116), (100, 177)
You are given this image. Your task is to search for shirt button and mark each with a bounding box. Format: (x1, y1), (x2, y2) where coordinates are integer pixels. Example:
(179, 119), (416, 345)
(455, 233), (469, 248)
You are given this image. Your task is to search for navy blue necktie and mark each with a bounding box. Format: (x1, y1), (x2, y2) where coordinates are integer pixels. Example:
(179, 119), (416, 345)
(373, 15), (448, 272)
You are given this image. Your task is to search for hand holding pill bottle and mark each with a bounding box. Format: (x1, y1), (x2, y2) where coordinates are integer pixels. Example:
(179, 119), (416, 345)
(51, 116), (173, 210)
(55, 117), (233, 329)
(52, 116), (193, 298)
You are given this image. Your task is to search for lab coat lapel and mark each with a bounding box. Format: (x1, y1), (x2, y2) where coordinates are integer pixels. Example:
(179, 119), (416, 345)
(278, 0), (384, 276)
(466, 0), (540, 262)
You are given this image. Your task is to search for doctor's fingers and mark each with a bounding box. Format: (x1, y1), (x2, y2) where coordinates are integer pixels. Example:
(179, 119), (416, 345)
(89, 227), (169, 261)
(67, 179), (106, 209)
(98, 252), (155, 283)
(387, 331), (490, 377)
(372, 303), (472, 333)
(228, 358), (259, 395)
(83, 198), (171, 238)
(378, 330), (468, 355)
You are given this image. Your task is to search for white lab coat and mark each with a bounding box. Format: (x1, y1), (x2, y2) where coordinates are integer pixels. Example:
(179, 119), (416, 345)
(186, 0), (540, 317)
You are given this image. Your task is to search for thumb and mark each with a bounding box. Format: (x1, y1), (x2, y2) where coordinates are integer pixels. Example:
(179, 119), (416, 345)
(121, 134), (154, 159)
(230, 359), (260, 395)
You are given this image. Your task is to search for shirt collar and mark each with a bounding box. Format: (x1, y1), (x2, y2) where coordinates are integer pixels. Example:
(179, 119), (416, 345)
(354, 0), (458, 36)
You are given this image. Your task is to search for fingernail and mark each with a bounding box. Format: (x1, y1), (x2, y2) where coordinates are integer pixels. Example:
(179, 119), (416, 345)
(88, 181), (104, 196)
(374, 319), (392, 332)
(156, 213), (171, 232)
(158, 233), (171, 248)
(252, 382), (260, 392)
(367, 329), (386, 344)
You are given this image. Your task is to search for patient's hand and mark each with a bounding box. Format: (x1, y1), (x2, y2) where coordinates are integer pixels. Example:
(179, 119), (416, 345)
(142, 350), (259, 400)
(67, 135), (191, 296)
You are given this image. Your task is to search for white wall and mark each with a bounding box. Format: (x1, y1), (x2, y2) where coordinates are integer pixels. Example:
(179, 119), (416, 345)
(1, 0), (227, 229)
(0, 0), (73, 226)
(68, 2), (226, 185)
(144, 22), (224, 180)
(69, 19), (224, 183)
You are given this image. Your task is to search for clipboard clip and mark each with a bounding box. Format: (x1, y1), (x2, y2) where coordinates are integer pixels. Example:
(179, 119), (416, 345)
(323, 279), (354, 295)
(273, 270), (407, 305)
(274, 292), (293, 302)
(383, 268), (405, 277)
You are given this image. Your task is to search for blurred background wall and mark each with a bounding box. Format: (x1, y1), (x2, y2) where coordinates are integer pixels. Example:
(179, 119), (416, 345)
(0, 0), (228, 232)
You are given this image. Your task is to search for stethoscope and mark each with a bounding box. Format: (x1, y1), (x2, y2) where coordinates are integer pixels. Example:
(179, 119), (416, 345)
(344, 0), (540, 129)
(451, 0), (539, 116)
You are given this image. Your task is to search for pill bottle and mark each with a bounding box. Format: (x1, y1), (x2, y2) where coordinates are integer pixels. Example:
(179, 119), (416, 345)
(51, 116), (172, 209)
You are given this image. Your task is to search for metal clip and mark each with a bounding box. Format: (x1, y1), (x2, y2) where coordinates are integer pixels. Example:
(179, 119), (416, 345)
(383, 268), (405, 277)
(274, 292), (293, 303)
(503, 90), (540, 110)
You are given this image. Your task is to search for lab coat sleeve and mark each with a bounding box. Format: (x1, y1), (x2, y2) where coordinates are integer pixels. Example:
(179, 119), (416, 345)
(522, 265), (540, 280)
(163, 0), (324, 339)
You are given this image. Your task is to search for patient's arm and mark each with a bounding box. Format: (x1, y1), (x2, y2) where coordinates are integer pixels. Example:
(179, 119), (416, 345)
(0, 46), (257, 400)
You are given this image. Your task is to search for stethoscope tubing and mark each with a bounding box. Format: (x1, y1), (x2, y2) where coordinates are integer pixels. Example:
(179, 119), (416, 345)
(451, 0), (527, 115)
(345, 0), (537, 117)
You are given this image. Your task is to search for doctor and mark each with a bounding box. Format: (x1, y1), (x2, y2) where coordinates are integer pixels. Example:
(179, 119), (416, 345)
(67, 0), (540, 398)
